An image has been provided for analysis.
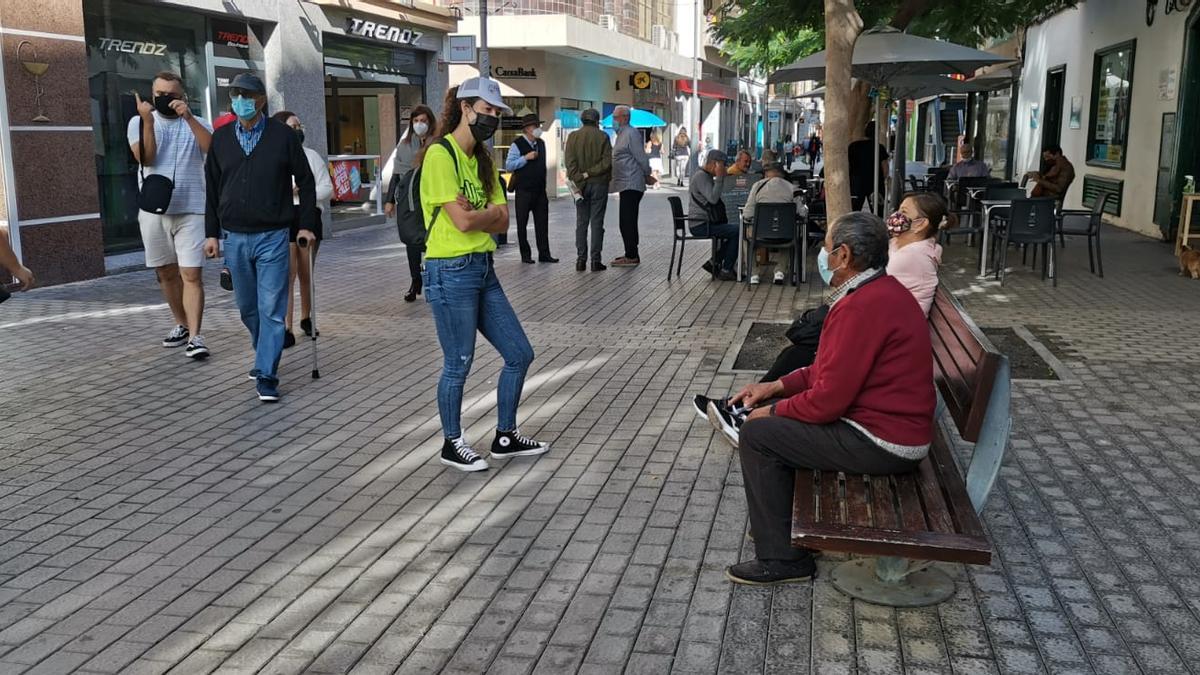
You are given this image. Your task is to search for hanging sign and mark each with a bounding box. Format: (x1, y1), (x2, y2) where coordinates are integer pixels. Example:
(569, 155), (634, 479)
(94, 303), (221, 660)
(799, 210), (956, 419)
(346, 17), (423, 46)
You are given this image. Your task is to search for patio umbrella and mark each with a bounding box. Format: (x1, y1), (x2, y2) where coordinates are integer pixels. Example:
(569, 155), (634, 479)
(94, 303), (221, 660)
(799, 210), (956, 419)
(600, 108), (667, 128)
(769, 28), (1011, 214)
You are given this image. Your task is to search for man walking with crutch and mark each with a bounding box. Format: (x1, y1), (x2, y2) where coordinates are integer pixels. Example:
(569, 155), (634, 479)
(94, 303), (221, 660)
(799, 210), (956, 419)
(204, 73), (317, 403)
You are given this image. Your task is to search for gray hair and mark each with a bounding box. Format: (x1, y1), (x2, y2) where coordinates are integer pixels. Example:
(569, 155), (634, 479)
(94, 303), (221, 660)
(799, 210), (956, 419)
(830, 211), (889, 271)
(614, 105), (631, 117)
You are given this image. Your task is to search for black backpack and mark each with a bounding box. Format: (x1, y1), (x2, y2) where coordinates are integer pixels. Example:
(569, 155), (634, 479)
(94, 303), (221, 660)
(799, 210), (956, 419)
(395, 137), (457, 246)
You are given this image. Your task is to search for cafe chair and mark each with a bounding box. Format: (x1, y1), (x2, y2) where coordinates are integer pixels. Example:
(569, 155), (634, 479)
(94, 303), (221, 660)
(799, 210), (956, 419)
(1056, 193), (1109, 277)
(746, 203), (801, 286)
(667, 196), (717, 281)
(995, 197), (1059, 287)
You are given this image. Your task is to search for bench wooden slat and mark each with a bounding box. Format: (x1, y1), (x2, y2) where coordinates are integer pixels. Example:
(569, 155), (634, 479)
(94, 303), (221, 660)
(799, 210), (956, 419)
(928, 433), (986, 538)
(868, 475), (900, 529)
(820, 472), (842, 525)
(892, 473), (928, 532)
(792, 470), (817, 528)
(845, 475), (872, 527)
(791, 521), (992, 565)
(915, 456), (956, 534)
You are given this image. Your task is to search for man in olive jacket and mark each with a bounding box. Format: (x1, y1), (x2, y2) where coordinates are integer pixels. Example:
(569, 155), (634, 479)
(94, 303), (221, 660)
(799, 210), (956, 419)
(564, 108), (612, 272)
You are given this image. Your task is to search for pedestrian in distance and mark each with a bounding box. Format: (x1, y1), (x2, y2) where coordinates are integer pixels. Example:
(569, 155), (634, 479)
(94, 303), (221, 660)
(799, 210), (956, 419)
(610, 105), (656, 267)
(272, 111), (333, 350)
(128, 71), (213, 359)
(418, 77), (549, 472)
(504, 113), (558, 264)
(647, 131), (664, 189)
(672, 130), (690, 186)
(0, 225), (34, 295)
(203, 73), (317, 403)
(563, 108), (612, 272)
(384, 104), (436, 302)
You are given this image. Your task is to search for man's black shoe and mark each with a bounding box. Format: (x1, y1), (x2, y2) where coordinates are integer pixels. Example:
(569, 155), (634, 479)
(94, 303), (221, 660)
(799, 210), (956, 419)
(576, 258), (587, 272)
(283, 331), (296, 349)
(539, 256), (559, 263)
(591, 261), (607, 272)
(522, 257), (536, 264)
(726, 557), (816, 586)
(717, 269), (737, 281)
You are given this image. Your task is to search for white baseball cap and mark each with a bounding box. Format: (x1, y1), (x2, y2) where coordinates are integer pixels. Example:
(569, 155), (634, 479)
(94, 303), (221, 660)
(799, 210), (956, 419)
(456, 77), (512, 114)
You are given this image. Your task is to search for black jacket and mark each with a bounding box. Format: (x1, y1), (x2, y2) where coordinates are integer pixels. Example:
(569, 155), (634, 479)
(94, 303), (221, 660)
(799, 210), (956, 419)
(205, 117), (316, 238)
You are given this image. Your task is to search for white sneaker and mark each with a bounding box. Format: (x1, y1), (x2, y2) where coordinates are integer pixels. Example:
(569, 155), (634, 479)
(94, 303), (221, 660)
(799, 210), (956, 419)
(185, 335), (210, 359)
(162, 325), (189, 348)
(440, 437), (489, 472)
(749, 274), (760, 285)
(774, 271), (786, 285)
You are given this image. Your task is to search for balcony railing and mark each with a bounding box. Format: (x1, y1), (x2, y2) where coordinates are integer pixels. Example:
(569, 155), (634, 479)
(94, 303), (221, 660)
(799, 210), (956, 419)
(442, 0), (675, 45)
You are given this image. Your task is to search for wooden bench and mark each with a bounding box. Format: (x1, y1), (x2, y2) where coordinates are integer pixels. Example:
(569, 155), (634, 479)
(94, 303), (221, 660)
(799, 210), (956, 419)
(791, 285), (1011, 606)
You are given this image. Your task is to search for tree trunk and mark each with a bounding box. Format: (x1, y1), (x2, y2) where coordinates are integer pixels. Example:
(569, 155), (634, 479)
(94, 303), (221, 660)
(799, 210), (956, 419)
(824, 0), (864, 222)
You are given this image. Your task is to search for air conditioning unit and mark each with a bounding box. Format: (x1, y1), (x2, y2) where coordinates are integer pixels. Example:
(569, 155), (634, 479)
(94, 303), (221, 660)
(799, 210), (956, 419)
(599, 14), (618, 31)
(669, 31), (679, 53)
(652, 24), (669, 49)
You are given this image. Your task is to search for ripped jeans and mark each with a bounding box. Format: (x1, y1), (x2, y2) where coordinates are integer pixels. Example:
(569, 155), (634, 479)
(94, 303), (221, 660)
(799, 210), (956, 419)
(423, 253), (535, 440)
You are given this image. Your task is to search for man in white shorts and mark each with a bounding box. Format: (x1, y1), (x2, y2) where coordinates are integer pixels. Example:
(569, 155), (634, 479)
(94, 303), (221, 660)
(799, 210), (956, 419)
(128, 71), (213, 358)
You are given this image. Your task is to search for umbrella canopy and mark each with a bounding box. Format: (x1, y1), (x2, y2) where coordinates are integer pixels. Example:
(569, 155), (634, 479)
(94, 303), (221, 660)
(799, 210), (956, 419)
(601, 108), (667, 128)
(885, 75), (981, 99)
(768, 27), (1011, 85)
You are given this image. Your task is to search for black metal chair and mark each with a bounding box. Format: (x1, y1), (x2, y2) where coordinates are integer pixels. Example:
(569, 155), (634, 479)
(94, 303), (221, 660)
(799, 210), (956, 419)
(939, 176), (991, 247)
(667, 195), (717, 280)
(995, 197), (1059, 287)
(747, 203), (801, 286)
(1057, 193), (1109, 277)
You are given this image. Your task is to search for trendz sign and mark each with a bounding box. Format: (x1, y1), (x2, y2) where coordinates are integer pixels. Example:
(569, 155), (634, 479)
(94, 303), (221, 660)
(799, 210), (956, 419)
(95, 37), (167, 55)
(346, 17), (423, 46)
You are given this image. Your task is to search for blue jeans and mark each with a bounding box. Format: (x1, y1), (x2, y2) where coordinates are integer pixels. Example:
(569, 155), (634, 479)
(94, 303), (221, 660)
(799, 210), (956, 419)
(690, 222), (739, 271)
(423, 253), (534, 439)
(226, 229), (290, 384)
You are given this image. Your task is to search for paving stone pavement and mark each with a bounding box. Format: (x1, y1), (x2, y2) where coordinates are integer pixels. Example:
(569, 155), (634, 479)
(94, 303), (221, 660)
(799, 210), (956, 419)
(1, 189), (1199, 674)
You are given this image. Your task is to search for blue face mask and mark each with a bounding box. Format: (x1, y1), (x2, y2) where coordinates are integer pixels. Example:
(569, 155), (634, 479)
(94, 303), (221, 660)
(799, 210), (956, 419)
(817, 246), (843, 286)
(230, 95), (258, 120)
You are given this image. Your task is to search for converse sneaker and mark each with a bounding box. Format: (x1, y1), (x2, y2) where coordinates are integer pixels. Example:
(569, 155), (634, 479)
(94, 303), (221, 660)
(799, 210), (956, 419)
(441, 437), (489, 472)
(162, 325), (189, 348)
(491, 429), (550, 459)
(707, 400), (746, 448)
(184, 335), (210, 359)
(256, 379), (281, 403)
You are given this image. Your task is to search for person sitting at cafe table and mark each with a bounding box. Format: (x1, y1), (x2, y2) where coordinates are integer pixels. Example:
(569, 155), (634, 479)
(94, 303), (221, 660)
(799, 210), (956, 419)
(947, 142), (990, 180)
(727, 150), (753, 176)
(689, 149), (739, 280)
(742, 150), (801, 286)
(722, 211), (936, 586)
(1024, 144), (1075, 202)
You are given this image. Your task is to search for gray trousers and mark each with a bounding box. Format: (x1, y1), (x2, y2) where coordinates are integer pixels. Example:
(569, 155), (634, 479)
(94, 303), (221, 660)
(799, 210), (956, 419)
(739, 413), (919, 561)
(575, 181), (608, 262)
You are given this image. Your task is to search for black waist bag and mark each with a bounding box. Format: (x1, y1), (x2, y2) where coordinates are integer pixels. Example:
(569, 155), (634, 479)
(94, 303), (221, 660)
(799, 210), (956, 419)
(136, 117), (176, 214)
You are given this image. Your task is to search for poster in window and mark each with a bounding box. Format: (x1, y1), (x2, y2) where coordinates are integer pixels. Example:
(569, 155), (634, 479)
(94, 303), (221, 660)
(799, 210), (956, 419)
(1069, 96), (1082, 129)
(1088, 42), (1134, 166)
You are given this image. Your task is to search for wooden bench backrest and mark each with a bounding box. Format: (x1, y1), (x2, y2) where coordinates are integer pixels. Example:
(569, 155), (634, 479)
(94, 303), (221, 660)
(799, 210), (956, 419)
(928, 286), (1012, 511)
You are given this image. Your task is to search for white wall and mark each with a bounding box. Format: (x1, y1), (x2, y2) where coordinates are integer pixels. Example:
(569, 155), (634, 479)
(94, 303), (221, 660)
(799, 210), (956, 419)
(1018, 0), (1189, 236)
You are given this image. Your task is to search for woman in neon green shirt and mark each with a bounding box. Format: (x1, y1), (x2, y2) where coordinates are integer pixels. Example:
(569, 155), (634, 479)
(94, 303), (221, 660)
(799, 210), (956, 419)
(420, 78), (550, 472)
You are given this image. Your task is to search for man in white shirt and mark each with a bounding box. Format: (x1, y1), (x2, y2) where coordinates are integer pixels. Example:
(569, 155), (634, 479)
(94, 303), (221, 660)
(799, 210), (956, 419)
(128, 71), (213, 358)
(743, 151), (803, 285)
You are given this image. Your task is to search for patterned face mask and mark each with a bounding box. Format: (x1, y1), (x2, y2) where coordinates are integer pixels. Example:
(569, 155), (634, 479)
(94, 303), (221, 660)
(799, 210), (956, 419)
(886, 211), (912, 236)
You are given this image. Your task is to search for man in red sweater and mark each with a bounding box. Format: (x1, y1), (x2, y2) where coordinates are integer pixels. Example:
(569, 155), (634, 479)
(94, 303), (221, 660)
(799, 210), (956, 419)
(725, 211), (936, 585)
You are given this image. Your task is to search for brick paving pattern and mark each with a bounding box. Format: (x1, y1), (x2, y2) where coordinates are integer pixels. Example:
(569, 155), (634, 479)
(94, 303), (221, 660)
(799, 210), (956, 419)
(2, 189), (1199, 674)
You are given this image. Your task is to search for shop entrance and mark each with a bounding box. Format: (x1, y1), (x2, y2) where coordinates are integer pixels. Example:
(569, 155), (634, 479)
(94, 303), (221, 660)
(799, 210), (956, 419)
(1167, 5), (1200, 240)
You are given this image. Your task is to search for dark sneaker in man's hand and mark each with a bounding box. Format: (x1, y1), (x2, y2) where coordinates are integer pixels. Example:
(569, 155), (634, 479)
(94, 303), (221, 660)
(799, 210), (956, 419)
(491, 429), (550, 459)
(707, 400), (745, 449)
(692, 394), (729, 421)
(219, 267), (233, 291)
(726, 557), (816, 585)
(441, 437), (489, 472)
(162, 325), (189, 348)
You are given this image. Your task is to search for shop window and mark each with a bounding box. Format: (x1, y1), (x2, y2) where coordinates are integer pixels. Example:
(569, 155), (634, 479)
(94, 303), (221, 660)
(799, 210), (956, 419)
(1086, 39), (1135, 169)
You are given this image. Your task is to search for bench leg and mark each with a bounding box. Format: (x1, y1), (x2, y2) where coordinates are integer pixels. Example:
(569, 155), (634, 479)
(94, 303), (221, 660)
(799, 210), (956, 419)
(830, 556), (956, 607)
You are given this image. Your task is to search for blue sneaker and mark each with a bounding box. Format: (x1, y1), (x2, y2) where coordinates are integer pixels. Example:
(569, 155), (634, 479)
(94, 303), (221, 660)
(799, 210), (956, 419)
(256, 379), (280, 403)
(247, 369), (260, 381)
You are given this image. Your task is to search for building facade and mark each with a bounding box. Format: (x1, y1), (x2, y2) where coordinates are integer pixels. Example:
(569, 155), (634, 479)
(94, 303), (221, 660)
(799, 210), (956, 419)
(0, 0), (456, 286)
(1015, 0), (1200, 239)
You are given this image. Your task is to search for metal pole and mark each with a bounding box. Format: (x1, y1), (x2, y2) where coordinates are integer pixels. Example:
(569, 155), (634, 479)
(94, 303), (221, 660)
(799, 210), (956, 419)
(892, 98), (908, 212)
(693, 0), (700, 156)
(479, 0), (490, 76)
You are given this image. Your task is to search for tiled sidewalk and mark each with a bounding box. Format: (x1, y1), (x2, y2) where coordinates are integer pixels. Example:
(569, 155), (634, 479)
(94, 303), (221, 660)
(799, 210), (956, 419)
(1, 191), (1199, 674)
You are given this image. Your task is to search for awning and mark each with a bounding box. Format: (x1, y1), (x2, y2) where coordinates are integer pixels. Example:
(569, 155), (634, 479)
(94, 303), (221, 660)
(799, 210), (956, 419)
(676, 79), (737, 101)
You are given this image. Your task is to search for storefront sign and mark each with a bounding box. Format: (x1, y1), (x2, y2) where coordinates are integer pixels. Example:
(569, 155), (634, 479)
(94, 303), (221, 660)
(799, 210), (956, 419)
(448, 35), (476, 64)
(95, 37), (167, 55)
(346, 17), (423, 46)
(331, 161), (362, 201)
(493, 66), (537, 80)
(213, 27), (249, 48)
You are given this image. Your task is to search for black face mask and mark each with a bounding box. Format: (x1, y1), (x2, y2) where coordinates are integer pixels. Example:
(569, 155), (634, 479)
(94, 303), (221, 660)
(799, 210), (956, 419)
(153, 94), (180, 118)
(294, 128), (305, 144)
(468, 110), (500, 143)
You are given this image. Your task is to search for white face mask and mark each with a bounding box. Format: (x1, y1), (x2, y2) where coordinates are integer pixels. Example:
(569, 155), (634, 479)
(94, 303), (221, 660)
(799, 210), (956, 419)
(531, 128), (543, 139)
(412, 122), (429, 137)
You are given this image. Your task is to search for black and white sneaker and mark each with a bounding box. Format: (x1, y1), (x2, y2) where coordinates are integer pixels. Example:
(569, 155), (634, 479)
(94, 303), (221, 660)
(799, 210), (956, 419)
(491, 429), (550, 459)
(185, 335), (210, 359)
(162, 325), (189, 348)
(707, 400), (747, 449)
(441, 437), (489, 472)
(692, 394), (728, 421)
